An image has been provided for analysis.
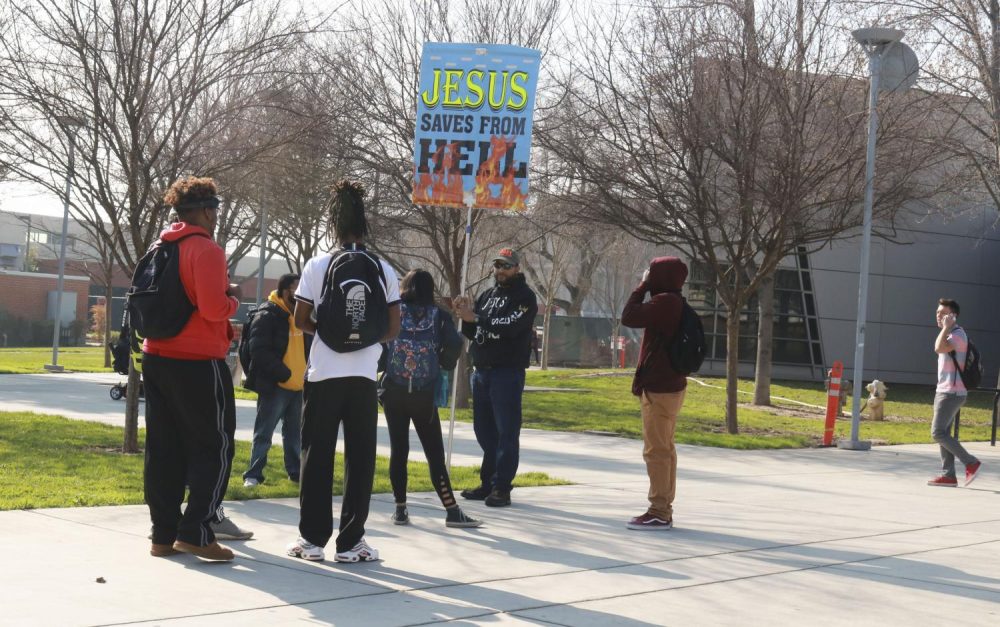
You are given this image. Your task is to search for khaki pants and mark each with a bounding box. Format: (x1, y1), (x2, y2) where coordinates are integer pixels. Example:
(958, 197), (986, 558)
(640, 389), (686, 520)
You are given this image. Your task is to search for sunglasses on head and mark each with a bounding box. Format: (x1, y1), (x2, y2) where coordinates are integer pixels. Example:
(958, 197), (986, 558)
(493, 261), (514, 270)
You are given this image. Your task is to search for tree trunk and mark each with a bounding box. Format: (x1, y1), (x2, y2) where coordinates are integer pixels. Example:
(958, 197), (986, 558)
(725, 312), (741, 434)
(103, 281), (114, 368)
(611, 318), (620, 368)
(541, 305), (552, 370)
(753, 274), (774, 405)
(123, 361), (141, 453)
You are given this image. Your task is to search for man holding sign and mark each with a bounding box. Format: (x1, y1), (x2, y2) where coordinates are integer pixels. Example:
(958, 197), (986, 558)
(453, 248), (538, 507)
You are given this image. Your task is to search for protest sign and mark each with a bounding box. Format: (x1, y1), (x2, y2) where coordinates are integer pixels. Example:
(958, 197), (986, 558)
(413, 42), (541, 211)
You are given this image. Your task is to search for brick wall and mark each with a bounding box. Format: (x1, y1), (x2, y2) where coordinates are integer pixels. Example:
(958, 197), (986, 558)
(0, 270), (90, 323)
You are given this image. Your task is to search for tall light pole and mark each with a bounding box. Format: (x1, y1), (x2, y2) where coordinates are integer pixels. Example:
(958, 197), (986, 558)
(841, 28), (917, 450)
(256, 204), (268, 306)
(45, 115), (86, 373)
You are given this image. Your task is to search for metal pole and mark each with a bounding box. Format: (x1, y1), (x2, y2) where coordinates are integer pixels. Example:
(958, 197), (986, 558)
(47, 132), (76, 372)
(446, 202), (474, 471)
(842, 45), (883, 451)
(256, 204), (268, 306)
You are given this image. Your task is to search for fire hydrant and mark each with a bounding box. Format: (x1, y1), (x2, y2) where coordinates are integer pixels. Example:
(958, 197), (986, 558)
(825, 370), (852, 417)
(865, 379), (887, 421)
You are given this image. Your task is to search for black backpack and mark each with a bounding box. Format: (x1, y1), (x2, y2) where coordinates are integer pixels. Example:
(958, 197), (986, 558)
(950, 328), (983, 389)
(125, 233), (204, 339)
(667, 298), (707, 375)
(316, 246), (389, 353)
(237, 305), (260, 390)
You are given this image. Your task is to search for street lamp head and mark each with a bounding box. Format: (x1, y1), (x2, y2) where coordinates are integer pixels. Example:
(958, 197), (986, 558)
(852, 27), (904, 46)
(54, 115), (87, 134)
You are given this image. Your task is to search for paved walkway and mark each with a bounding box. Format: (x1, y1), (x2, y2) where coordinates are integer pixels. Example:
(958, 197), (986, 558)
(1, 373), (999, 625)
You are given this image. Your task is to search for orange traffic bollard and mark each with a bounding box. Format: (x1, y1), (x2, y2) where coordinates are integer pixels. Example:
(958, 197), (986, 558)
(823, 361), (844, 446)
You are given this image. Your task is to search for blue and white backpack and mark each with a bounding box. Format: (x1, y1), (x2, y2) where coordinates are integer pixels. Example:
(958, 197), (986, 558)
(386, 305), (440, 392)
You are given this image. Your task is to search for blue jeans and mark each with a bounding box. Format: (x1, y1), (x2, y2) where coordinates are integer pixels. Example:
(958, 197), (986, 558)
(244, 386), (302, 483)
(471, 367), (525, 493)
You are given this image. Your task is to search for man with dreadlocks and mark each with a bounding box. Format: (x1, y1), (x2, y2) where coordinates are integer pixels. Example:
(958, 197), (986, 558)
(286, 180), (401, 563)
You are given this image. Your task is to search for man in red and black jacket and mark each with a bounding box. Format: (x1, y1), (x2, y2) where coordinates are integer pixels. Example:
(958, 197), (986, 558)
(621, 256), (689, 531)
(143, 176), (243, 561)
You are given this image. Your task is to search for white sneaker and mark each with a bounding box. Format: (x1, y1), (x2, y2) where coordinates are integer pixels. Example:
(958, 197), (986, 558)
(286, 537), (325, 561)
(210, 509), (254, 540)
(243, 478), (259, 488)
(334, 538), (379, 563)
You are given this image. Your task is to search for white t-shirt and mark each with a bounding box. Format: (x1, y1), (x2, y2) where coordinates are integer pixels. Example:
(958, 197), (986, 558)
(936, 326), (968, 396)
(295, 249), (400, 382)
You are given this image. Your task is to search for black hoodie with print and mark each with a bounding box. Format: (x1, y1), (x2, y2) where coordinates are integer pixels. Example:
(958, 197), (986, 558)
(461, 273), (539, 369)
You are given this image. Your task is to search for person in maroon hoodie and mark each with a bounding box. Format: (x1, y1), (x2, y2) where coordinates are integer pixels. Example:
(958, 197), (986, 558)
(621, 256), (689, 531)
(143, 176), (242, 561)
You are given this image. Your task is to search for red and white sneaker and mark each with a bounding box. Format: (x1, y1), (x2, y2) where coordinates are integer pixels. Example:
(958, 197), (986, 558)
(627, 512), (673, 530)
(334, 538), (379, 563)
(927, 475), (958, 487)
(965, 461), (982, 487)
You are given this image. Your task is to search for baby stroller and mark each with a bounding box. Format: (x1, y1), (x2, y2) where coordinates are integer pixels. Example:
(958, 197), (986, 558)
(109, 331), (144, 401)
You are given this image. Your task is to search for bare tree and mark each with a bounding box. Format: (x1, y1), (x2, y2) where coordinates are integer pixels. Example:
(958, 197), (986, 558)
(0, 0), (321, 452)
(540, 1), (948, 432)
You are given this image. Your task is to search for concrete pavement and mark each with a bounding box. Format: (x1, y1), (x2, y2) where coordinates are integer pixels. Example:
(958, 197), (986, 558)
(0, 372), (999, 625)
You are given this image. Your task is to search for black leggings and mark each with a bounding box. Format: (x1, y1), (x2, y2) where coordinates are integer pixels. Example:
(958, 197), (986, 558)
(382, 382), (457, 508)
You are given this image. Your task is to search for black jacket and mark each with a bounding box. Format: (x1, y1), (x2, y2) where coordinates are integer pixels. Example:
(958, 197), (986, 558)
(246, 300), (292, 393)
(461, 273), (538, 369)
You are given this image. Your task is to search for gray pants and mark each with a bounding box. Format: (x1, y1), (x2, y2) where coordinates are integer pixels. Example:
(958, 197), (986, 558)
(931, 392), (978, 478)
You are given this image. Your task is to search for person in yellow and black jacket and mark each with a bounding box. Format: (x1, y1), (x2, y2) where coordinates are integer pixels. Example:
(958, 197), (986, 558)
(242, 273), (307, 487)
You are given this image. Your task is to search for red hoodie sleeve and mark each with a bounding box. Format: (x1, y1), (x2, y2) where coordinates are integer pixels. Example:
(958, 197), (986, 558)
(621, 283), (657, 328)
(193, 244), (238, 322)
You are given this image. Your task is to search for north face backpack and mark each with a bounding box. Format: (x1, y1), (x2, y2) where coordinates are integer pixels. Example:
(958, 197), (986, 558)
(125, 233), (204, 339)
(386, 306), (440, 392)
(667, 298), (707, 375)
(237, 305), (260, 390)
(950, 328), (983, 389)
(316, 247), (389, 352)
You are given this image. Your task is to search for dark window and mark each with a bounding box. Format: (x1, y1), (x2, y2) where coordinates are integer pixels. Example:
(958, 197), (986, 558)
(774, 315), (808, 339)
(775, 269), (800, 289)
(774, 340), (812, 364)
(775, 290), (805, 315)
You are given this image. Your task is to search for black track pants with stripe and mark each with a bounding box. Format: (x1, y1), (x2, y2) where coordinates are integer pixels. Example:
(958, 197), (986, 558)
(298, 376), (377, 553)
(143, 354), (236, 547)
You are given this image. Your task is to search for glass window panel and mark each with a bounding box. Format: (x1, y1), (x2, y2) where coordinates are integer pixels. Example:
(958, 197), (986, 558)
(739, 312), (758, 336)
(739, 337), (757, 361)
(811, 342), (824, 365)
(808, 318), (820, 340)
(713, 334), (727, 359)
(686, 285), (715, 308)
(801, 273), (813, 292)
(698, 311), (717, 334)
(775, 269), (800, 289)
(774, 340), (812, 364)
(804, 296), (816, 316)
(774, 315), (808, 339)
(775, 290), (805, 315)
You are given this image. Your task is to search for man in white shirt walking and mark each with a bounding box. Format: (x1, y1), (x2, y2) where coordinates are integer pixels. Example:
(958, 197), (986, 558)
(927, 298), (982, 487)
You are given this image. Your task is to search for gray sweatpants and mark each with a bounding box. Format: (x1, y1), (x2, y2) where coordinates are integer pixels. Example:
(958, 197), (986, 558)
(931, 392), (978, 478)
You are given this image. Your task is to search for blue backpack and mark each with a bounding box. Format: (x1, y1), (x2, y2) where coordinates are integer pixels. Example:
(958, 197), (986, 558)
(386, 305), (440, 392)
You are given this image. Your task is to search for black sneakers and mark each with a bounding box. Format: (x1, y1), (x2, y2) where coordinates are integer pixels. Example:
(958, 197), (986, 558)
(460, 485), (491, 500)
(391, 504), (409, 525)
(445, 507), (483, 528)
(484, 489), (511, 507)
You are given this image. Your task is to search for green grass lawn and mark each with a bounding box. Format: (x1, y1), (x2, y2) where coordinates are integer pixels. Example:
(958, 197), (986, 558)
(4, 347), (994, 450)
(518, 370), (996, 448)
(0, 346), (113, 374)
(0, 411), (565, 511)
